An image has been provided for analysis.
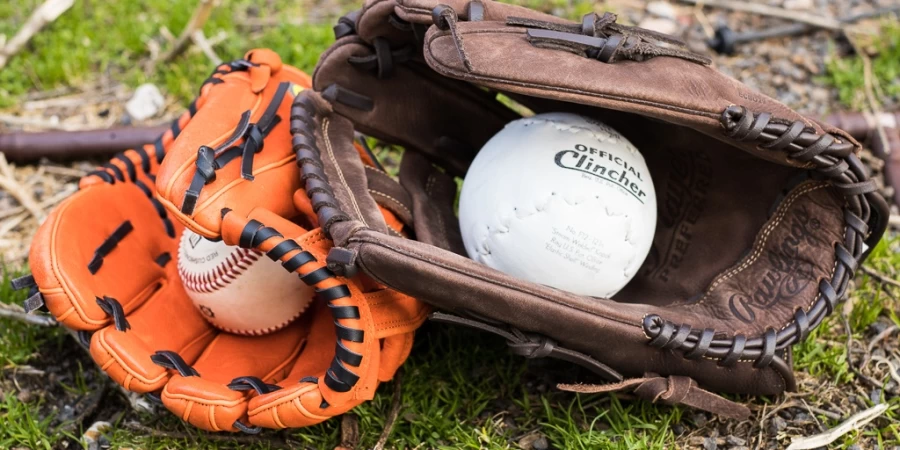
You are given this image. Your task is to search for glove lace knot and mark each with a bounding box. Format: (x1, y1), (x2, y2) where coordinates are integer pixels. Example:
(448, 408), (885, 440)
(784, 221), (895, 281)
(96, 296), (131, 332)
(347, 37), (413, 79)
(151, 350), (200, 377)
(508, 12), (711, 65)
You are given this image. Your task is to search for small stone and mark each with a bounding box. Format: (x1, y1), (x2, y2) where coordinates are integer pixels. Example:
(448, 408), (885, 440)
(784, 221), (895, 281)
(637, 18), (679, 36)
(81, 421), (111, 448)
(125, 83), (165, 121)
(870, 321), (890, 334)
(703, 436), (717, 450)
(518, 433), (544, 450)
(532, 436), (550, 450)
(672, 424), (685, 435)
(870, 389), (883, 404)
(726, 435), (747, 446)
(646, 1), (677, 20)
(810, 87), (831, 104)
(847, 445), (862, 450)
(689, 437), (707, 446)
(769, 416), (788, 435)
(783, 0), (813, 10)
(16, 389), (32, 403)
(692, 412), (709, 427)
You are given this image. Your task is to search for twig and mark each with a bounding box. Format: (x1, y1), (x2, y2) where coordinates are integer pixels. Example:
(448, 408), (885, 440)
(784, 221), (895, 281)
(860, 266), (900, 290)
(679, 0), (844, 31)
(189, 30), (222, 66)
(0, 303), (58, 327)
(693, 3), (715, 39)
(0, 0), (75, 69)
(846, 31), (892, 168)
(158, 0), (219, 64)
(753, 403), (767, 450)
(7, 365), (46, 376)
(771, 399), (843, 421)
(233, 16), (306, 29)
(374, 370), (404, 450)
(841, 314), (900, 396)
(55, 381), (109, 435)
(888, 214), (900, 228)
(123, 421), (290, 447)
(337, 414), (360, 450)
(40, 166), (87, 178)
(785, 403), (889, 450)
(0, 213), (29, 238)
(0, 153), (46, 223)
(0, 184), (75, 222)
(867, 325), (899, 354)
(870, 356), (900, 386)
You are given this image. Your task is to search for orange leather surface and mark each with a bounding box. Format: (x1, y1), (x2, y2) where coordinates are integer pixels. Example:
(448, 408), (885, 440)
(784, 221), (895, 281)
(156, 50), (313, 240)
(221, 207), (428, 428)
(29, 48), (427, 433)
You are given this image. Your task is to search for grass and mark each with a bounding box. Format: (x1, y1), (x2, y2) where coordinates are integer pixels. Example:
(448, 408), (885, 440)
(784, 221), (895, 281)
(823, 20), (900, 110)
(2, 1), (900, 449)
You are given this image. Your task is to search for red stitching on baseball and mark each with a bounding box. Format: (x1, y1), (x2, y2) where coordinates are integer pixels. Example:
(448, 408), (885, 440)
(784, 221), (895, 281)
(178, 246), (263, 294)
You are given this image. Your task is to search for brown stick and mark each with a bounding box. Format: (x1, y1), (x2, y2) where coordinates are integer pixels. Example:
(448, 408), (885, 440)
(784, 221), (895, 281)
(373, 370), (404, 450)
(679, 0), (844, 31)
(0, 125), (168, 163)
(821, 111), (900, 141)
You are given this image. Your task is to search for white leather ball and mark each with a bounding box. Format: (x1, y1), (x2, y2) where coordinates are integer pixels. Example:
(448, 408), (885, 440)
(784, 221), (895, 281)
(458, 112), (657, 298)
(177, 229), (314, 335)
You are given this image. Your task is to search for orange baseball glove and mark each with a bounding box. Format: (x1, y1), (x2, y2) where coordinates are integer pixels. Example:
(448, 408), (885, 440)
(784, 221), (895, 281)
(14, 49), (427, 433)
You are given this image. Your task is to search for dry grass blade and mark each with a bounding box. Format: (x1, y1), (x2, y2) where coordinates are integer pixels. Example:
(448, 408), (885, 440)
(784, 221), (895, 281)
(374, 370), (404, 450)
(869, 356), (900, 386)
(785, 403), (889, 450)
(0, 153), (46, 223)
(158, 0), (220, 64)
(678, 0), (844, 30)
(860, 266), (900, 289)
(190, 30), (222, 65)
(0, 303), (58, 327)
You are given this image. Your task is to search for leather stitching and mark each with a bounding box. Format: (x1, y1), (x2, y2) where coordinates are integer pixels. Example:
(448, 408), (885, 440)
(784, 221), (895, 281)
(696, 182), (826, 305)
(322, 117), (369, 227)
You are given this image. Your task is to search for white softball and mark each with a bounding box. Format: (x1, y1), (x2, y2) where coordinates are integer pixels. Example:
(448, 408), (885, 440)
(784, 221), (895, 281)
(458, 112), (657, 298)
(177, 229), (314, 335)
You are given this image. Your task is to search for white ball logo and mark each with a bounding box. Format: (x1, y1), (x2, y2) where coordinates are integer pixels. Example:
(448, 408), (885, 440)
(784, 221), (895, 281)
(458, 112), (657, 298)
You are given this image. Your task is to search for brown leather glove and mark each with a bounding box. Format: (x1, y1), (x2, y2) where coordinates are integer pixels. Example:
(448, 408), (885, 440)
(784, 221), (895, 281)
(299, 0), (889, 420)
(15, 48), (427, 433)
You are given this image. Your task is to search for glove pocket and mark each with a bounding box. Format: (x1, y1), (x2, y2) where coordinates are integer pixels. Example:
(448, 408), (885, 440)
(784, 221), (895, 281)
(29, 182), (181, 330)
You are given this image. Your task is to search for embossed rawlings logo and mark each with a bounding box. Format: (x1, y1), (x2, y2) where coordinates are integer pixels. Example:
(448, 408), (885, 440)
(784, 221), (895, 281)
(728, 205), (823, 324)
(553, 144), (649, 203)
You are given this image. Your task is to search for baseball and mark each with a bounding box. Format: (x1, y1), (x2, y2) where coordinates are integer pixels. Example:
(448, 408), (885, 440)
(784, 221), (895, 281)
(177, 229), (314, 335)
(458, 112), (657, 298)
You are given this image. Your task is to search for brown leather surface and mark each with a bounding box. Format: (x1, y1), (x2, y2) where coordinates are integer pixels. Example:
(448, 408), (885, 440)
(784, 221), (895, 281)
(314, 36), (518, 176)
(309, 0), (888, 419)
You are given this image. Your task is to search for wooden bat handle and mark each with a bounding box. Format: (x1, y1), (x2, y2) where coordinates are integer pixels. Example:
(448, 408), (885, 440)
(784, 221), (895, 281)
(0, 125), (169, 163)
